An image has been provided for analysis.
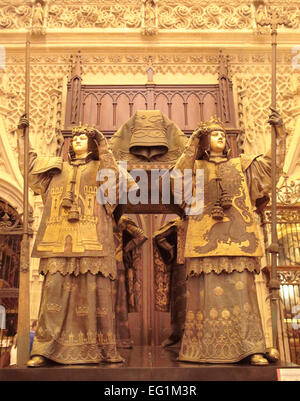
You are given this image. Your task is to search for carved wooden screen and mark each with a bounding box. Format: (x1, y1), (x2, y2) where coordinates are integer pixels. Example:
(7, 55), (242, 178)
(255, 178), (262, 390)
(62, 55), (240, 345)
(63, 73), (240, 158)
(62, 51), (240, 151)
(65, 83), (236, 132)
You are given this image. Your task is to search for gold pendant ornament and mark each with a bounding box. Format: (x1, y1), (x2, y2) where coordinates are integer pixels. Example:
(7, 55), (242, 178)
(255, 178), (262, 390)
(220, 189), (232, 210)
(61, 191), (74, 209)
(67, 201), (80, 222)
(211, 200), (224, 220)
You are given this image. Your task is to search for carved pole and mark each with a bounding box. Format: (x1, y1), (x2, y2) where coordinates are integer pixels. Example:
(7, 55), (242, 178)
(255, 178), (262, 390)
(269, 11), (280, 351)
(70, 52), (82, 126)
(218, 51), (231, 124)
(17, 31), (31, 366)
(255, 5), (290, 351)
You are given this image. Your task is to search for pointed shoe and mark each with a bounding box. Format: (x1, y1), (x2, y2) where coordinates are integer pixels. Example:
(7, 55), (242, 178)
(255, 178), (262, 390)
(250, 354), (269, 366)
(27, 355), (48, 368)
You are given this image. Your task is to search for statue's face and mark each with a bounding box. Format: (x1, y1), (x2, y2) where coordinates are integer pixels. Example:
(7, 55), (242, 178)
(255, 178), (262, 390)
(72, 133), (88, 157)
(210, 130), (226, 154)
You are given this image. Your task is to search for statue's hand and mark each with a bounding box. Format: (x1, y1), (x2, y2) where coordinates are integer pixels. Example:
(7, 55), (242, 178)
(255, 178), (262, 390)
(123, 251), (132, 265)
(192, 124), (210, 139)
(89, 129), (104, 145)
(167, 247), (175, 264)
(192, 126), (204, 138)
(55, 129), (65, 156)
(17, 114), (29, 130)
(268, 107), (283, 127)
(56, 129), (64, 147)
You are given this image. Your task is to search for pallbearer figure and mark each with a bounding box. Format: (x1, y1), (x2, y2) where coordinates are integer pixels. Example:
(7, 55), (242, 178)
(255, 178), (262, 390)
(17, 117), (137, 366)
(113, 216), (147, 348)
(153, 218), (187, 348)
(172, 110), (286, 365)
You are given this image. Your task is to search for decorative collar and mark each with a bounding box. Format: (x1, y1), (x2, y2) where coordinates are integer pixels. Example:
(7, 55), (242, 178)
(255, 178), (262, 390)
(68, 152), (93, 166)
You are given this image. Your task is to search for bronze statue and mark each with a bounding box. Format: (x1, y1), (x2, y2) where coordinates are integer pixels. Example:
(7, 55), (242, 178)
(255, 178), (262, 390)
(113, 216), (147, 348)
(172, 110), (286, 365)
(17, 117), (137, 367)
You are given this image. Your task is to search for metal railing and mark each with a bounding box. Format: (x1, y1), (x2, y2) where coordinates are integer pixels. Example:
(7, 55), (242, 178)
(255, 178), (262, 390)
(0, 199), (22, 367)
(263, 203), (300, 364)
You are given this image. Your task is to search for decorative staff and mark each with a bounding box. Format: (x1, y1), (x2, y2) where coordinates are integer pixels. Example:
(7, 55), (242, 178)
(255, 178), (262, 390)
(255, 4), (291, 358)
(16, 31), (31, 366)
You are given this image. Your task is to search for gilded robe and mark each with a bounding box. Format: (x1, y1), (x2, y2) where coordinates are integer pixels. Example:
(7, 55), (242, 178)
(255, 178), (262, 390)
(18, 134), (137, 364)
(172, 131), (286, 363)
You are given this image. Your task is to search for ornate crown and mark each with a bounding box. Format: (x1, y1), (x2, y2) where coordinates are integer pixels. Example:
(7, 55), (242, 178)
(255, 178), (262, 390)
(71, 122), (95, 137)
(197, 115), (225, 136)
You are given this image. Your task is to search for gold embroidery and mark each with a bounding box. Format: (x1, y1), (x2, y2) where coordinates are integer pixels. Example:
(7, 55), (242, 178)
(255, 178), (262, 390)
(63, 281), (78, 292)
(39, 256), (117, 279)
(196, 311), (203, 321)
(96, 307), (108, 317)
(37, 164), (103, 254)
(78, 331), (84, 343)
(153, 247), (171, 312)
(46, 303), (62, 312)
(186, 256), (260, 276)
(36, 326), (46, 338)
(87, 331), (97, 343)
(97, 331), (116, 345)
(179, 304), (265, 363)
(179, 269), (266, 364)
(214, 286), (224, 296)
(233, 305), (241, 315)
(186, 311), (194, 322)
(184, 158), (263, 258)
(209, 308), (218, 319)
(68, 332), (75, 344)
(76, 305), (89, 315)
(31, 340), (103, 364)
(97, 332), (104, 343)
(39, 329), (116, 348)
(235, 281), (244, 290)
(221, 309), (230, 319)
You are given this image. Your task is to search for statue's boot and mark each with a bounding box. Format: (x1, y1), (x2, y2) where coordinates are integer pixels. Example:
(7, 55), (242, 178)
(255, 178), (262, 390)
(27, 355), (49, 368)
(250, 353), (269, 366)
(265, 347), (280, 363)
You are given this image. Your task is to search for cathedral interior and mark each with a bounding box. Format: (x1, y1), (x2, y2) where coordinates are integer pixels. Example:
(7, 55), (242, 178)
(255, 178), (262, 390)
(0, 0), (299, 382)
